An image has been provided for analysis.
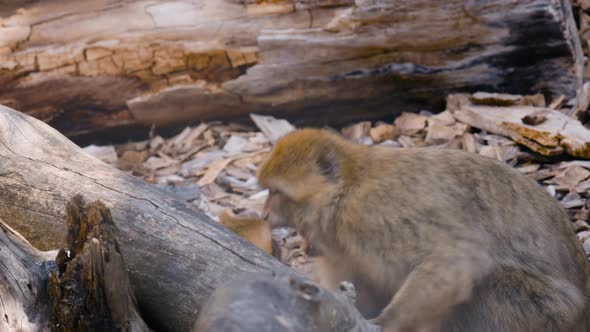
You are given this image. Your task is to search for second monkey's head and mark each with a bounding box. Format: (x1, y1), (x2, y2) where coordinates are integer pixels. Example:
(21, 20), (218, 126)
(257, 128), (363, 236)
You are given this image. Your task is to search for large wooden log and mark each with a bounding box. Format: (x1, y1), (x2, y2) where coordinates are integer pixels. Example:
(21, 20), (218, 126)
(0, 104), (288, 331)
(0, 105), (375, 332)
(0, 0), (583, 139)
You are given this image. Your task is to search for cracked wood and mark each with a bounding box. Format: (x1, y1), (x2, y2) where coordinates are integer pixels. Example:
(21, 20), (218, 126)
(0, 104), (289, 332)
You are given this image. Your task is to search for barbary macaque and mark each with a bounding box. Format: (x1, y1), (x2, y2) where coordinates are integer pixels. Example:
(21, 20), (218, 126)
(257, 128), (590, 331)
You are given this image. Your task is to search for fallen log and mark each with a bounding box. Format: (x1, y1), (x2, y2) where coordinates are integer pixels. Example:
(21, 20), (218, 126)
(0, 178), (373, 331)
(0, 104), (288, 331)
(0, 0), (584, 139)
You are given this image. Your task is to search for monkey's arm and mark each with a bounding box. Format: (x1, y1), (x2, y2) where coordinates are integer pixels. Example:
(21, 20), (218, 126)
(373, 253), (493, 331)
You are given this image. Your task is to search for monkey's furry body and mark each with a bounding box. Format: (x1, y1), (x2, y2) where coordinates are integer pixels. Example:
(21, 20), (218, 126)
(258, 129), (590, 332)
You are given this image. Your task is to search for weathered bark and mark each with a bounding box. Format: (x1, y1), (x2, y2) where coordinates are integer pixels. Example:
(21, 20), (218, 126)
(1, 201), (374, 332)
(49, 196), (150, 332)
(0, 104), (288, 332)
(0, 220), (53, 332)
(0, 0), (583, 139)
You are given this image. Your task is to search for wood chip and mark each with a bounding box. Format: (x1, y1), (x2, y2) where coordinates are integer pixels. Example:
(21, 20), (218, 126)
(120, 149), (147, 163)
(249, 114), (295, 144)
(394, 112), (427, 135)
(432, 110), (455, 126)
(82, 145), (118, 164)
(469, 92), (545, 107)
(143, 156), (176, 170)
(515, 164), (540, 174)
(552, 166), (590, 189)
(561, 192), (585, 209)
(149, 136), (165, 152)
(369, 124), (395, 143)
(557, 160), (590, 170)
(570, 81), (590, 117)
(223, 135), (248, 155)
(576, 179), (590, 193)
(479, 146), (499, 160)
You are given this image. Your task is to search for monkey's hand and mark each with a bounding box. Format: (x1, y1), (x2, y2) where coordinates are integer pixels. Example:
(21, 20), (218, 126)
(372, 252), (493, 331)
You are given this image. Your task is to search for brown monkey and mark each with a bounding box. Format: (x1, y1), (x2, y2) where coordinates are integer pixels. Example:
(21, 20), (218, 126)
(219, 210), (275, 256)
(257, 128), (590, 332)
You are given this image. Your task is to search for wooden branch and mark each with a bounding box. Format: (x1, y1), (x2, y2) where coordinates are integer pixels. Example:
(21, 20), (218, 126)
(0, 219), (53, 331)
(0, 104), (288, 332)
(0, 0), (583, 138)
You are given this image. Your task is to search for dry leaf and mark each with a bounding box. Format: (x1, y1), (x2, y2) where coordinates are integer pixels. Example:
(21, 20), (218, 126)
(515, 164), (540, 174)
(425, 123), (456, 145)
(250, 113), (295, 144)
(461, 133), (477, 153)
(82, 145), (118, 164)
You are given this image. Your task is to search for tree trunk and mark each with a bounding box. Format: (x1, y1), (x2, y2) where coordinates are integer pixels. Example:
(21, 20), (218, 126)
(0, 104), (288, 332)
(0, 0), (583, 139)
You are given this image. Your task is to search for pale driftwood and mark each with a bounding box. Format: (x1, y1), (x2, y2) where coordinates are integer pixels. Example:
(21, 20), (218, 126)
(0, 0), (583, 139)
(447, 94), (590, 159)
(0, 219), (53, 332)
(0, 104), (288, 332)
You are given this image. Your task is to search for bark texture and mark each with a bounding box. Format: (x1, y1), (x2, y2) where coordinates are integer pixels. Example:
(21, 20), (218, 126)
(0, 104), (287, 332)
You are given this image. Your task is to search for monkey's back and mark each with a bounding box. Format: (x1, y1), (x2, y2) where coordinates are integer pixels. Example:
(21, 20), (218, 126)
(348, 147), (590, 294)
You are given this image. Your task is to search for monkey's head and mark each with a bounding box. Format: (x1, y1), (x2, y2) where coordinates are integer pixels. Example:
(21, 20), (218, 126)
(257, 129), (362, 237)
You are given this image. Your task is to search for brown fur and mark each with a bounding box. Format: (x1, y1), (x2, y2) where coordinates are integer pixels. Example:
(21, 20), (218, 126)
(257, 128), (590, 332)
(219, 210), (274, 255)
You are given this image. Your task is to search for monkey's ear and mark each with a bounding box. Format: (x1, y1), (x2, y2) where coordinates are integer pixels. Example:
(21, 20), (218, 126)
(317, 152), (339, 181)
